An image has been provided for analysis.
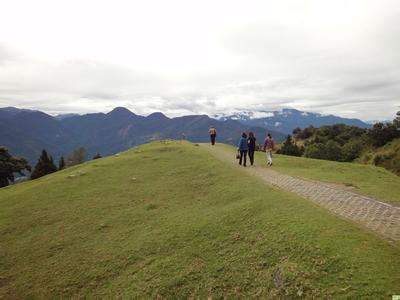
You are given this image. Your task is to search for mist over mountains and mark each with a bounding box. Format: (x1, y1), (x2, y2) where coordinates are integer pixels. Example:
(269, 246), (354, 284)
(0, 106), (370, 164)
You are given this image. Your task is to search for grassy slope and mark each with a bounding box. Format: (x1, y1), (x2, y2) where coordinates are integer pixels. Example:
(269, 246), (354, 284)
(218, 144), (400, 205)
(0, 141), (399, 298)
(361, 138), (400, 176)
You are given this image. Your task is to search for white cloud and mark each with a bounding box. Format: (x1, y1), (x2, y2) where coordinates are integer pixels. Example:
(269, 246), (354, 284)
(0, 0), (399, 120)
(252, 112), (274, 119)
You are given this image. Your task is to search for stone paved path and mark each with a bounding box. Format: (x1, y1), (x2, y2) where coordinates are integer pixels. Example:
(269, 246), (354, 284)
(202, 144), (400, 243)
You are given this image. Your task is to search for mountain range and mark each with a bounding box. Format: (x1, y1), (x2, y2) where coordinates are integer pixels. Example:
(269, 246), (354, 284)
(0, 107), (286, 164)
(0, 106), (371, 165)
(216, 108), (371, 134)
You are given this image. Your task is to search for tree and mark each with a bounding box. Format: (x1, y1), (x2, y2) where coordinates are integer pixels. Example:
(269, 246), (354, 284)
(0, 147), (31, 188)
(296, 126), (315, 139)
(394, 111), (400, 129)
(292, 127), (302, 138)
(50, 156), (56, 169)
(367, 122), (398, 147)
(58, 156), (66, 170)
(93, 153), (102, 160)
(67, 147), (87, 166)
(31, 150), (57, 179)
(341, 140), (363, 162)
(277, 135), (304, 156)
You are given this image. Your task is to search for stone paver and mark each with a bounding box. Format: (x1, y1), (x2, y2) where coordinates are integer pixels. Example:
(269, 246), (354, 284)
(203, 144), (400, 243)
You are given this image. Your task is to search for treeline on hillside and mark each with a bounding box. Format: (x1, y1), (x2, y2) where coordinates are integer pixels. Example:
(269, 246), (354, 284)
(0, 146), (102, 188)
(277, 111), (400, 174)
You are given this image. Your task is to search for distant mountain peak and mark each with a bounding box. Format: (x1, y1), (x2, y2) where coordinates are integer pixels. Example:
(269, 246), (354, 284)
(54, 113), (80, 120)
(107, 107), (137, 117)
(147, 112), (169, 120)
(0, 106), (35, 114)
(0, 106), (20, 112)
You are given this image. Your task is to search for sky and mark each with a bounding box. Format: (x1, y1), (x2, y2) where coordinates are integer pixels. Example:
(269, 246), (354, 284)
(0, 0), (399, 121)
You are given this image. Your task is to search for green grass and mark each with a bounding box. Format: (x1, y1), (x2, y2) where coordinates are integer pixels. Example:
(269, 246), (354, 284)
(228, 144), (400, 205)
(270, 153), (400, 205)
(0, 141), (399, 298)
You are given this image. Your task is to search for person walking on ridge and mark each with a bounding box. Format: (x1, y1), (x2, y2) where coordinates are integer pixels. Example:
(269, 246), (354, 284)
(264, 133), (274, 166)
(208, 126), (217, 145)
(247, 131), (256, 166)
(237, 132), (248, 167)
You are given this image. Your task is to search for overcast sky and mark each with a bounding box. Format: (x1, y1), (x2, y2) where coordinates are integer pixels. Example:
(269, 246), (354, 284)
(0, 0), (399, 120)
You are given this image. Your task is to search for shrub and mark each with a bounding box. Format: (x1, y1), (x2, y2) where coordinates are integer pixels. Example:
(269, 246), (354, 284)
(304, 143), (327, 160)
(67, 147), (87, 166)
(304, 141), (343, 161)
(373, 154), (383, 165)
(277, 135), (304, 156)
(341, 141), (363, 162)
(93, 153), (102, 160)
(324, 140), (343, 161)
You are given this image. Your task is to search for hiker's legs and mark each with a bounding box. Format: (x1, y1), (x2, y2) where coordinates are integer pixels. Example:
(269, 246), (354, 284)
(248, 150), (254, 165)
(210, 134), (216, 145)
(243, 150), (247, 166)
(239, 150), (244, 165)
(267, 151), (272, 165)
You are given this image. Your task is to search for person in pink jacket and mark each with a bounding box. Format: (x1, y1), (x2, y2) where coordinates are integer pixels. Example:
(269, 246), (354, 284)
(263, 133), (274, 166)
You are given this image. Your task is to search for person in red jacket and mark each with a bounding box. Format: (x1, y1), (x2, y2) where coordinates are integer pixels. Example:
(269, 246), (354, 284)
(263, 133), (274, 166)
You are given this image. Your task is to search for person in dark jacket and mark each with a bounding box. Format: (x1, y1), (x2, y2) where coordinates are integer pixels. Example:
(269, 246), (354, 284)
(208, 127), (217, 145)
(237, 132), (248, 166)
(247, 131), (256, 165)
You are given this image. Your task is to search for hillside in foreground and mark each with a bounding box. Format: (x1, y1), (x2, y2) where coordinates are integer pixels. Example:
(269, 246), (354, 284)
(0, 141), (399, 298)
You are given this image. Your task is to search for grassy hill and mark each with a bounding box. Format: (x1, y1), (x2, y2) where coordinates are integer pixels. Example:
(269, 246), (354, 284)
(0, 141), (399, 298)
